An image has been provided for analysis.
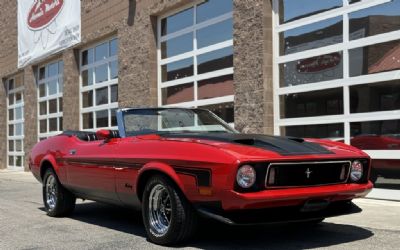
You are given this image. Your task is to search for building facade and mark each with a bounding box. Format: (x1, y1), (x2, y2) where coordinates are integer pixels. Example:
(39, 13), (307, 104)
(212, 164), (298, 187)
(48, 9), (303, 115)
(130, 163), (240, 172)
(0, 0), (399, 189)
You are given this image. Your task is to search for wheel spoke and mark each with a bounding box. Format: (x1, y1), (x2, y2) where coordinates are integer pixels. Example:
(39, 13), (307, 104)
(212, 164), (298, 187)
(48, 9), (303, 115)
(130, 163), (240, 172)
(148, 184), (172, 237)
(45, 175), (57, 210)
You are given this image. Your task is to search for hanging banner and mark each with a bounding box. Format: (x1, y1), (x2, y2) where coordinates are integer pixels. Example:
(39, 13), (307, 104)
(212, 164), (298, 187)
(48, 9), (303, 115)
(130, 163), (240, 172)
(18, 0), (81, 68)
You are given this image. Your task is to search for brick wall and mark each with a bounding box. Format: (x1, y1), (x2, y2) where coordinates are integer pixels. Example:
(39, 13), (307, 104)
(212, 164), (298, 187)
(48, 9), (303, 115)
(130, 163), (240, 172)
(0, 0), (274, 170)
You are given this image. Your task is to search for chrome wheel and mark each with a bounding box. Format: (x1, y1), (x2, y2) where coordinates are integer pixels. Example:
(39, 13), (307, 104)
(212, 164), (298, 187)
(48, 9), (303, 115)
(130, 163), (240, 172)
(148, 184), (172, 237)
(45, 175), (57, 210)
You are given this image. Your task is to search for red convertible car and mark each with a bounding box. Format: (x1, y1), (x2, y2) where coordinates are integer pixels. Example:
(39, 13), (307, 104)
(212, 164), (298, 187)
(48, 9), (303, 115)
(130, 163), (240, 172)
(29, 108), (373, 245)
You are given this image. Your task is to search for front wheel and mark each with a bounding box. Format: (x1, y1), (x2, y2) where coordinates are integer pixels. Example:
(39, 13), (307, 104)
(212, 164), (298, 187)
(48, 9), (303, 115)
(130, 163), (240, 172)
(43, 168), (76, 217)
(142, 175), (198, 245)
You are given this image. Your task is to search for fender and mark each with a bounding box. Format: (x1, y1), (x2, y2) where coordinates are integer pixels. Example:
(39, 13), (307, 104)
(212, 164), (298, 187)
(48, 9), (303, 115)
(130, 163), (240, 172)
(136, 161), (186, 198)
(39, 154), (67, 184)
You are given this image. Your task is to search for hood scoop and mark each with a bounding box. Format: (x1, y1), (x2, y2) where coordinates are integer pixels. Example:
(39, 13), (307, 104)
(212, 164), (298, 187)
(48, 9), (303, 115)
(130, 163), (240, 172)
(161, 133), (332, 156)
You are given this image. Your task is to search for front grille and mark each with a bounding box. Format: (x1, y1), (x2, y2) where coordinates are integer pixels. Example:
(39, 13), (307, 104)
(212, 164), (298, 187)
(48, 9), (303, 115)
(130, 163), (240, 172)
(265, 161), (351, 188)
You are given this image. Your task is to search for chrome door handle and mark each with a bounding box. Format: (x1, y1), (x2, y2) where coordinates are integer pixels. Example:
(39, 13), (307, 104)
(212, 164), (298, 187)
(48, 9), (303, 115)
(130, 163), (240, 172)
(115, 167), (124, 171)
(69, 149), (76, 155)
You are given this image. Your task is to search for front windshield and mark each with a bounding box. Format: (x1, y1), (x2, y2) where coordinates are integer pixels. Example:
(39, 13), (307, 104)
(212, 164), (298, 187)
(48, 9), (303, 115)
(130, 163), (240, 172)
(122, 108), (237, 136)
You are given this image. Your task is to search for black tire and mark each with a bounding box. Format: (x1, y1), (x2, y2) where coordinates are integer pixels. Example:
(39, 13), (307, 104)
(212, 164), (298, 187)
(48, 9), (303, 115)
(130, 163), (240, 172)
(300, 218), (325, 226)
(42, 168), (76, 217)
(142, 175), (198, 245)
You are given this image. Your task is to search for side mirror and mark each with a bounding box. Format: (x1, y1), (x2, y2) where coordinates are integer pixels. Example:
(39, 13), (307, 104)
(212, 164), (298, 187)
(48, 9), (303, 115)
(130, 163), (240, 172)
(96, 129), (111, 141)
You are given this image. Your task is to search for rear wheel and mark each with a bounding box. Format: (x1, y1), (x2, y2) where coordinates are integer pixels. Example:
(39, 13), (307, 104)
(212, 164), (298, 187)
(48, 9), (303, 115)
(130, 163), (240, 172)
(43, 168), (76, 217)
(142, 175), (198, 245)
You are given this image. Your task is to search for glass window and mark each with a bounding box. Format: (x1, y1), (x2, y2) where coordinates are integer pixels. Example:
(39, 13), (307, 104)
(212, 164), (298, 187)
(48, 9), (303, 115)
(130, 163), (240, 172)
(95, 42), (109, 61)
(49, 99), (57, 114)
(350, 80), (400, 113)
(15, 123), (23, 136)
(49, 118), (58, 132)
(111, 85), (118, 103)
(161, 8), (194, 36)
(349, 40), (400, 77)
(161, 33), (193, 59)
(349, 0), (400, 40)
(82, 48), (94, 66)
(40, 120), (47, 133)
(15, 140), (22, 152)
(59, 98), (63, 112)
(197, 46), (233, 74)
(198, 75), (234, 100)
(96, 87), (108, 106)
(8, 125), (14, 136)
(162, 83), (194, 105)
(39, 67), (46, 80)
(111, 108), (118, 127)
(39, 84), (46, 97)
(39, 102), (47, 115)
(96, 110), (109, 128)
(197, 18), (233, 49)
(8, 141), (14, 152)
(110, 61), (118, 80)
(280, 52), (343, 87)
(159, 2), (234, 123)
(15, 93), (22, 103)
(59, 117), (63, 131)
(83, 113), (94, 129)
(48, 62), (58, 77)
(81, 38), (119, 130)
(280, 88), (343, 118)
(95, 64), (108, 83)
(351, 120), (400, 150)
(15, 107), (23, 120)
(279, 0), (342, 24)
(280, 16), (343, 55)
(6, 76), (25, 168)
(48, 80), (58, 95)
(82, 69), (94, 86)
(8, 109), (14, 121)
(162, 58), (194, 82)
(82, 91), (93, 108)
(198, 102), (234, 123)
(281, 123), (344, 139)
(110, 39), (118, 57)
(8, 94), (14, 105)
(16, 156), (23, 167)
(38, 60), (63, 137)
(196, 0), (233, 24)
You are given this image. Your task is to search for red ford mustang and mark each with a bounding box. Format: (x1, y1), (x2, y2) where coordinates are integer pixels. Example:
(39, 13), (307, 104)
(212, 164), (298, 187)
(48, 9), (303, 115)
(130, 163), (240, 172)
(29, 108), (373, 245)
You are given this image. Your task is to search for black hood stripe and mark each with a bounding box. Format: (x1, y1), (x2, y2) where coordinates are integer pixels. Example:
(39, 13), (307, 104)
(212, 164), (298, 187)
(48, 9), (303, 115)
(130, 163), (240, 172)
(161, 133), (333, 156)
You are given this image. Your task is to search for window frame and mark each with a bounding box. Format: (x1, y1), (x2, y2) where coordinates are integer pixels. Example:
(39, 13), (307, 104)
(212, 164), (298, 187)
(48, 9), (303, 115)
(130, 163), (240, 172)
(6, 76), (25, 170)
(37, 60), (64, 140)
(157, 0), (235, 126)
(79, 38), (119, 131)
(272, 0), (400, 159)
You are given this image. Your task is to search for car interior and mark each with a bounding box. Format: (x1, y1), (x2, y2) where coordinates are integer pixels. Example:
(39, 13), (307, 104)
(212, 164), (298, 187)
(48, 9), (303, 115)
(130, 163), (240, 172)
(61, 130), (120, 142)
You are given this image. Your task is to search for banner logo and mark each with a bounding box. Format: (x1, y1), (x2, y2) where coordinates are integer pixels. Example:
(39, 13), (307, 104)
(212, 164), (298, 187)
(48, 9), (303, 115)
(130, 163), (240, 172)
(27, 0), (64, 30)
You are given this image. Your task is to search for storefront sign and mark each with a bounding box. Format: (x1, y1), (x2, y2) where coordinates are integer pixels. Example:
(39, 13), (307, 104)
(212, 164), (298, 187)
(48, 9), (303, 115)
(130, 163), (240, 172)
(297, 52), (341, 73)
(18, 0), (81, 68)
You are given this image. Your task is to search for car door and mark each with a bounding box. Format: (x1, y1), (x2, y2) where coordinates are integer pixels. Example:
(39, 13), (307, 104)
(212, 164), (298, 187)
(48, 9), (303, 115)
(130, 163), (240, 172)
(65, 138), (120, 204)
(114, 137), (142, 207)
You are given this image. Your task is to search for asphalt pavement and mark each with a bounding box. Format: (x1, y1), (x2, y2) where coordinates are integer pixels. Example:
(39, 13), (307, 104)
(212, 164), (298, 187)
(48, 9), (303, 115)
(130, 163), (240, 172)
(0, 170), (399, 250)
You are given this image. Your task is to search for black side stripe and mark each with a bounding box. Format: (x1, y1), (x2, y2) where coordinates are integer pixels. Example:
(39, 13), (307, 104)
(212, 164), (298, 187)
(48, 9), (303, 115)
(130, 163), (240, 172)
(173, 167), (212, 187)
(56, 158), (212, 187)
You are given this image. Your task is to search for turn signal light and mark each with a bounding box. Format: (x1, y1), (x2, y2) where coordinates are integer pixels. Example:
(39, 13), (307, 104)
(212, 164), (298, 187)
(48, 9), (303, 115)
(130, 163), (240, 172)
(267, 167), (276, 185)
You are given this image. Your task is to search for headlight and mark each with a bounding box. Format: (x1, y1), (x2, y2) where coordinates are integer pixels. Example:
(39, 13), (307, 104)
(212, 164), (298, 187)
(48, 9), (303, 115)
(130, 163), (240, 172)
(350, 160), (363, 182)
(236, 165), (256, 188)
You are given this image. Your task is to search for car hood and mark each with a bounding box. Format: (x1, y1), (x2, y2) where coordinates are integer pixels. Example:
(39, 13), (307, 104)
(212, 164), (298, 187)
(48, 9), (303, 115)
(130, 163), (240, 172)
(159, 133), (366, 159)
